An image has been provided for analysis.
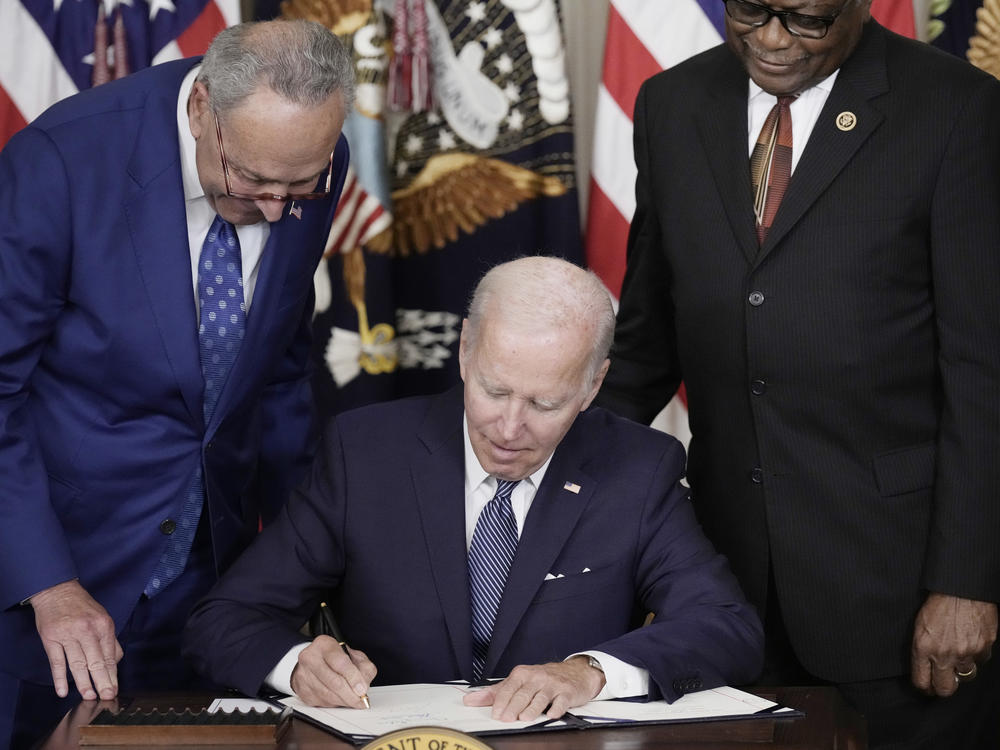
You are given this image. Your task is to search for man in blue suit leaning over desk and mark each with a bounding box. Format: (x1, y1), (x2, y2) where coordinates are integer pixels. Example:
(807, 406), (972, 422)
(185, 256), (764, 721)
(0, 19), (353, 748)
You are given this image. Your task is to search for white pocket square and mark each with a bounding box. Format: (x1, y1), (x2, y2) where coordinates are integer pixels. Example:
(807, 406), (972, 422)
(544, 572), (566, 581)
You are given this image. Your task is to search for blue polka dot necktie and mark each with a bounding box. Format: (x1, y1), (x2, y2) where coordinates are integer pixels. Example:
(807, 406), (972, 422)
(468, 478), (520, 680)
(145, 216), (246, 596)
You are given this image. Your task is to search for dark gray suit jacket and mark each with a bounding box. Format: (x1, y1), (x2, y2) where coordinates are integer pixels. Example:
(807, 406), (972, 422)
(599, 21), (1000, 682)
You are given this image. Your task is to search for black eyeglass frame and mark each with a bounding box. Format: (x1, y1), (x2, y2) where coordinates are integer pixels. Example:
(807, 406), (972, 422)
(722, 0), (846, 39)
(214, 112), (334, 202)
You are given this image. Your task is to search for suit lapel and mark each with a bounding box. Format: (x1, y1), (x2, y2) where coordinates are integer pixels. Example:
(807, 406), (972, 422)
(123, 61), (203, 426)
(758, 21), (890, 262)
(485, 441), (595, 676)
(698, 53), (760, 265)
(411, 389), (476, 680)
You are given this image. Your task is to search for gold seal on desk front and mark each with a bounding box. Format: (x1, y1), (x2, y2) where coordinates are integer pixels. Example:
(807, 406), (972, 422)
(361, 725), (494, 750)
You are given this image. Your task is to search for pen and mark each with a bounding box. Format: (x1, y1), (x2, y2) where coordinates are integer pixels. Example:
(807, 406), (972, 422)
(319, 602), (370, 709)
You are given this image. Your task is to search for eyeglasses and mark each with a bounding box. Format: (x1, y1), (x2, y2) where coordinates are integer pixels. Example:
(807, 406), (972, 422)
(722, 0), (846, 39)
(214, 112), (334, 202)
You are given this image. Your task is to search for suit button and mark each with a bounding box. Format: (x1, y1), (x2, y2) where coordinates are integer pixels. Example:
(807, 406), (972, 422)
(750, 467), (764, 484)
(748, 291), (765, 306)
(751, 379), (766, 395)
(159, 519), (177, 535)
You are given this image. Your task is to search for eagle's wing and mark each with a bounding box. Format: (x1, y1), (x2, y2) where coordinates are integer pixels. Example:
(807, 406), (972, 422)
(388, 152), (567, 256)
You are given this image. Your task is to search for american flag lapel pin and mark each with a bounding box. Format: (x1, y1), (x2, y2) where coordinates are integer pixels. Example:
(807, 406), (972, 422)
(563, 481), (581, 494)
(289, 202), (302, 220)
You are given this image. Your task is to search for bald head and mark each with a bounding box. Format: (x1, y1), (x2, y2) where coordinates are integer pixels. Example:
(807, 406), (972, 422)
(464, 256), (616, 385)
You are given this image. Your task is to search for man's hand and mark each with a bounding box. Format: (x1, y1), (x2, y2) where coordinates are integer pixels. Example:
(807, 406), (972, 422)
(30, 580), (123, 701)
(290, 636), (377, 708)
(462, 656), (605, 722)
(911, 592), (997, 697)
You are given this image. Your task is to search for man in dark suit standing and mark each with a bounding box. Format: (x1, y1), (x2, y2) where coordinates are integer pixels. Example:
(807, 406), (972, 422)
(184, 256), (763, 720)
(0, 19), (353, 748)
(596, 1), (1000, 747)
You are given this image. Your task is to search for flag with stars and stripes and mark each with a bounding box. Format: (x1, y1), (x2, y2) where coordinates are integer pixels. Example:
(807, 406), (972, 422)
(0, 0), (239, 150)
(585, 0), (917, 444)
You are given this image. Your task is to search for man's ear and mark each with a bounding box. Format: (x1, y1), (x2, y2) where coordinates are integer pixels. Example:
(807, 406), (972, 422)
(580, 358), (610, 412)
(458, 319), (470, 382)
(188, 81), (211, 140)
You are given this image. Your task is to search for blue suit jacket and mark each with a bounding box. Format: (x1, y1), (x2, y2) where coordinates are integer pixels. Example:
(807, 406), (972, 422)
(184, 388), (763, 702)
(0, 58), (349, 683)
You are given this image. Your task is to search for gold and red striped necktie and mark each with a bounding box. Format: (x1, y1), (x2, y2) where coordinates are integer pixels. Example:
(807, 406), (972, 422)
(751, 95), (796, 245)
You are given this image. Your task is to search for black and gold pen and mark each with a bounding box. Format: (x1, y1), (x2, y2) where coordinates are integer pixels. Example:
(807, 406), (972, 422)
(319, 602), (371, 709)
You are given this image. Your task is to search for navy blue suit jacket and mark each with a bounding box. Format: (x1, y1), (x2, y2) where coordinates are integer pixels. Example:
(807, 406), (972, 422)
(184, 388), (763, 702)
(0, 58), (348, 683)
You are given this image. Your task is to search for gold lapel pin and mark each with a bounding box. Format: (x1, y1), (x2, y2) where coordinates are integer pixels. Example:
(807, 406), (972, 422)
(836, 111), (857, 131)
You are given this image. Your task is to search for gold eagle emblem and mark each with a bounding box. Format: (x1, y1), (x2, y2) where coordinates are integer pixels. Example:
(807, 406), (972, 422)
(968, 0), (1000, 80)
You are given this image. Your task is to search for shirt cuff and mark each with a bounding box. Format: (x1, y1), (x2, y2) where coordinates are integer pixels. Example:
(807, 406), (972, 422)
(570, 650), (649, 700)
(264, 642), (310, 696)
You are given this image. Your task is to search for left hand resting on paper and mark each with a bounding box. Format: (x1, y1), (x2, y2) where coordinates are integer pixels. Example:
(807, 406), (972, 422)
(462, 656), (605, 721)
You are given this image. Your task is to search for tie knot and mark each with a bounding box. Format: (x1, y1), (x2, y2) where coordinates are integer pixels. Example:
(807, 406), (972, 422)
(777, 95), (796, 109)
(493, 479), (519, 501)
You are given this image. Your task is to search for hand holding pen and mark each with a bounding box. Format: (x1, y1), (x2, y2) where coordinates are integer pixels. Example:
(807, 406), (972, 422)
(290, 602), (375, 709)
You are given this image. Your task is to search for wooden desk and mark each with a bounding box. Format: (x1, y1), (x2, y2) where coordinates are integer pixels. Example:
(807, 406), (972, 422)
(40, 687), (866, 750)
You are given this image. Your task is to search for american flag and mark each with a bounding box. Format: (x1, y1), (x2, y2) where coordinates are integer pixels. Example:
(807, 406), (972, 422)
(0, 0), (239, 150)
(585, 0), (916, 442)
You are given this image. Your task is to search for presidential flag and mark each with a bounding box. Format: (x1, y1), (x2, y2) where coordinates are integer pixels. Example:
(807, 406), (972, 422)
(930, 0), (1000, 80)
(0, 0), (239, 150)
(288, 0), (583, 414)
(585, 0), (918, 442)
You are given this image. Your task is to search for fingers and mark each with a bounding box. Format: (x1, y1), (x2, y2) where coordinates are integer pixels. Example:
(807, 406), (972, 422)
(292, 638), (376, 708)
(931, 659), (960, 697)
(910, 594), (998, 697)
(473, 660), (602, 722)
(31, 581), (120, 701)
(462, 686), (496, 707)
(41, 639), (71, 699)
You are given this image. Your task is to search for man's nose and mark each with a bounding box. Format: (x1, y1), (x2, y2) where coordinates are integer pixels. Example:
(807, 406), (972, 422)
(254, 198), (287, 223)
(756, 15), (794, 47)
(497, 401), (525, 440)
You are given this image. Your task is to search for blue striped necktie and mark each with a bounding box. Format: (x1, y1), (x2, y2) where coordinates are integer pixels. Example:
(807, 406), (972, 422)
(144, 216), (245, 596)
(468, 478), (520, 680)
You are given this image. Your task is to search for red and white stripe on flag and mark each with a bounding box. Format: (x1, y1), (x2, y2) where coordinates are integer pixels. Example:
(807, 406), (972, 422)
(586, 0), (723, 443)
(585, 0), (916, 443)
(0, 0), (239, 151)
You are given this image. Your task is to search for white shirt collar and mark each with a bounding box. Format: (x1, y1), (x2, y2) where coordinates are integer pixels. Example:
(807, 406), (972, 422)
(748, 68), (839, 103)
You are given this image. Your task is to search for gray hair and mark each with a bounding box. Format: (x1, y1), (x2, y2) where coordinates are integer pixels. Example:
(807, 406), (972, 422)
(465, 257), (616, 386)
(197, 19), (356, 113)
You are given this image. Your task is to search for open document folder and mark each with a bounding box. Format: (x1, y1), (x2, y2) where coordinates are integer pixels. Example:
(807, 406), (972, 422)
(268, 682), (801, 742)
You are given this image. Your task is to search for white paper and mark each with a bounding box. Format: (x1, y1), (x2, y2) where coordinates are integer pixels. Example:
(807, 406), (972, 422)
(207, 697), (282, 714)
(571, 686), (778, 721)
(279, 682), (783, 738)
(281, 683), (547, 737)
